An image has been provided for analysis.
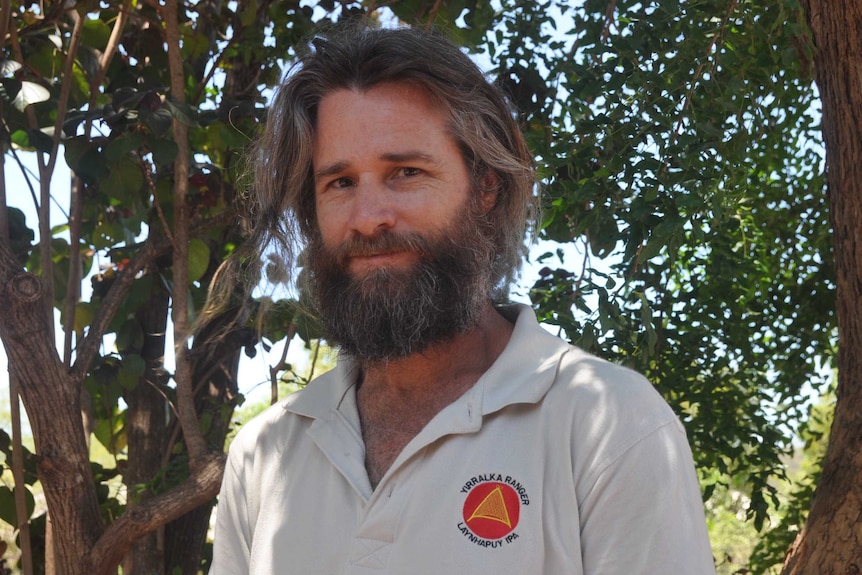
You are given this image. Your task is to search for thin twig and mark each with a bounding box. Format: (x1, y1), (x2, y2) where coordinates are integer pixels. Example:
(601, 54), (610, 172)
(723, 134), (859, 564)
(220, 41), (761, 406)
(163, 0), (208, 465)
(600, 0), (619, 44)
(144, 163), (176, 247)
(95, 0), (132, 86)
(63, 1), (134, 368)
(70, 208), (236, 382)
(669, 0), (739, 149)
(63, 174), (83, 368)
(270, 324), (295, 405)
(44, 10), (84, 179)
(9, 373), (34, 575)
(10, 147), (39, 210)
(0, 105), (8, 241)
(71, 240), (162, 382)
(425, 0), (444, 27)
(7, 22), (55, 329)
(307, 338), (321, 382)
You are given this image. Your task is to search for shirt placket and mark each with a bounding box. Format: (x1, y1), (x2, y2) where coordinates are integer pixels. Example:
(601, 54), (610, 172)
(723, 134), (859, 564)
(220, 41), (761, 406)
(347, 383), (485, 572)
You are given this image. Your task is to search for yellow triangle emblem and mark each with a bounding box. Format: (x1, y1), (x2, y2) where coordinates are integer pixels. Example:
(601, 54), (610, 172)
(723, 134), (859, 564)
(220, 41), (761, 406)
(467, 485), (512, 528)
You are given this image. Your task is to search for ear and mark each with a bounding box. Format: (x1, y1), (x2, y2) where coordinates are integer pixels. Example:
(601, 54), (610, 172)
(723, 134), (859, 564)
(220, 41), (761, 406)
(477, 169), (500, 214)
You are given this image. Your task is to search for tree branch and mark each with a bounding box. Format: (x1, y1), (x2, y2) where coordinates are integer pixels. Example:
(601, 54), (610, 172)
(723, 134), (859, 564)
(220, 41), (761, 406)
(95, 0), (132, 87)
(86, 452), (225, 575)
(270, 324), (295, 405)
(63, 175), (83, 368)
(44, 10), (84, 179)
(0, 0), (12, 51)
(70, 208), (237, 382)
(164, 0), (208, 465)
(9, 373), (34, 575)
(70, 239), (163, 382)
(0, 103), (8, 241)
(63, 0), (133, 368)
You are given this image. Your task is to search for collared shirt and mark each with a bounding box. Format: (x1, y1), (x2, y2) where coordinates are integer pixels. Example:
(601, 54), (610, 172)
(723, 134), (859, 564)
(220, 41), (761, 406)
(211, 305), (715, 574)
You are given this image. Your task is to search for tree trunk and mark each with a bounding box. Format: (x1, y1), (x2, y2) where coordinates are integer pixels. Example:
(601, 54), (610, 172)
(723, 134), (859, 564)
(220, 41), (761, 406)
(782, 1), (862, 572)
(0, 254), (104, 575)
(164, 311), (245, 573)
(123, 283), (171, 575)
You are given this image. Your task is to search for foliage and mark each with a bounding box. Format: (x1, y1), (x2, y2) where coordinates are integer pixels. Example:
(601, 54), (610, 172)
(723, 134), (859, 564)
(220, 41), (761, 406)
(0, 0), (334, 572)
(0, 0), (834, 572)
(748, 383), (834, 572)
(492, 0), (831, 535)
(705, 475), (776, 575)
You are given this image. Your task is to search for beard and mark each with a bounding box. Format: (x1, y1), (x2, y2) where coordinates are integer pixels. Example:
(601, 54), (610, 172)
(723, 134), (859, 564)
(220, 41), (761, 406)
(304, 201), (496, 363)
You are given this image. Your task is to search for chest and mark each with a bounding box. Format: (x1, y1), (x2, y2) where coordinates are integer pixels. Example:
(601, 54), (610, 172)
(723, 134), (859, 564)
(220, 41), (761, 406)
(246, 408), (582, 575)
(358, 393), (443, 488)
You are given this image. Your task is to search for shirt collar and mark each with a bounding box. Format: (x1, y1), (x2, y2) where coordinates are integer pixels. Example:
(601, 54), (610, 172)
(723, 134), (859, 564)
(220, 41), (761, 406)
(282, 304), (571, 420)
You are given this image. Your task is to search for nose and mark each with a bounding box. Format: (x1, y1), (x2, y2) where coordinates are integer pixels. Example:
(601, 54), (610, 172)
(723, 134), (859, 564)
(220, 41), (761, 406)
(347, 179), (396, 237)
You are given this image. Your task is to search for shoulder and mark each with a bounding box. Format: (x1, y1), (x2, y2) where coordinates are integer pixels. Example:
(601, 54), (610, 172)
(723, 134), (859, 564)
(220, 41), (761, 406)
(227, 360), (354, 464)
(550, 345), (681, 441)
(553, 346), (675, 423)
(545, 346), (688, 488)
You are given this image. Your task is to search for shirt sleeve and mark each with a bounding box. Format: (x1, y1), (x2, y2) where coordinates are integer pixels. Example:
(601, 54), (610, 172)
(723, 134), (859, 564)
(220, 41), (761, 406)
(578, 418), (716, 574)
(209, 449), (252, 575)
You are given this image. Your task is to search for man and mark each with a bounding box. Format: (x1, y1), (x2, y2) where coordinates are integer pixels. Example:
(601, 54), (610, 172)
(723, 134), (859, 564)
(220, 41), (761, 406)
(211, 23), (715, 574)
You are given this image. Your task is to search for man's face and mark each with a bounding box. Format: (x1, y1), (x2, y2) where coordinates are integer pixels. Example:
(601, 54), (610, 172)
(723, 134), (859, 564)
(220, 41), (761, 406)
(307, 83), (497, 361)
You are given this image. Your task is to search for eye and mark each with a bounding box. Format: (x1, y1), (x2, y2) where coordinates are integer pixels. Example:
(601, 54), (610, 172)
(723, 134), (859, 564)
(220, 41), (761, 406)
(396, 167), (422, 178)
(328, 176), (355, 190)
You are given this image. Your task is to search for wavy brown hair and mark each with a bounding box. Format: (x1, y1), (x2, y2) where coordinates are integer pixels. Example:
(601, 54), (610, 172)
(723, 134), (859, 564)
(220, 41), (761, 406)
(200, 22), (537, 332)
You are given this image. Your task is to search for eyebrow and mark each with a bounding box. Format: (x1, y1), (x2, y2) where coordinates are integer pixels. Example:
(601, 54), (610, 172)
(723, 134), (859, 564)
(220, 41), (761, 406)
(380, 151), (437, 164)
(314, 161), (350, 181)
(314, 151), (439, 181)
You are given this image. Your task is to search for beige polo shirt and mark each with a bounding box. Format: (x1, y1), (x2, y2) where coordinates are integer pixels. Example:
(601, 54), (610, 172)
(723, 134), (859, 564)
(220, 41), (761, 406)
(211, 305), (715, 574)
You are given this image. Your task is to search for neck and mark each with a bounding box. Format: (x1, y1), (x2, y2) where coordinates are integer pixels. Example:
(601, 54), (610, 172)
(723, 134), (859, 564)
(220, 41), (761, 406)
(354, 303), (515, 488)
(356, 303), (514, 395)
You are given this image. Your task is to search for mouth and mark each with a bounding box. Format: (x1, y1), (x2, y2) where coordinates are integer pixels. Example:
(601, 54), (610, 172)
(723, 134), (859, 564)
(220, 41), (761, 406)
(347, 250), (415, 273)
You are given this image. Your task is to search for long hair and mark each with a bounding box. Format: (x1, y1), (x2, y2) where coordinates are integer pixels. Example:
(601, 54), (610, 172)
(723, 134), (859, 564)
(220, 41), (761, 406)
(199, 22), (537, 334)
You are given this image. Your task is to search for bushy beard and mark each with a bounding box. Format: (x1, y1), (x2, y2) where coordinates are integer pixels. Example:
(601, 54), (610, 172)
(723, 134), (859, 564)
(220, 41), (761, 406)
(305, 204), (495, 363)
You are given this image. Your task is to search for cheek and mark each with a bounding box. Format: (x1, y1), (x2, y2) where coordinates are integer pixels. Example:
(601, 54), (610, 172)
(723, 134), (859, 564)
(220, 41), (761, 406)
(314, 200), (345, 244)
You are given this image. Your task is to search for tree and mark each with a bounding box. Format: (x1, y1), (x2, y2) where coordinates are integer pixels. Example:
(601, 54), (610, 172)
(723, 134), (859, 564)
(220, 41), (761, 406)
(780, 1), (862, 571)
(509, 0), (830, 544)
(0, 0), (855, 572)
(0, 1), (320, 573)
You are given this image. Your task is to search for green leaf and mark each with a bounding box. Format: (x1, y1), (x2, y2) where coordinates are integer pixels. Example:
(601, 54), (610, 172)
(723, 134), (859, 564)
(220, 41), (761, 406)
(115, 318), (144, 352)
(94, 417), (126, 455)
(102, 159), (144, 200)
(73, 301), (96, 336)
(164, 98), (200, 127)
(65, 137), (109, 183)
(0, 485), (35, 528)
(10, 129), (29, 147)
(82, 16), (112, 50)
(188, 239), (210, 283)
(117, 365), (139, 390)
(27, 129), (54, 154)
(140, 107), (173, 137)
(124, 354), (146, 377)
(104, 133), (143, 163)
(148, 137), (179, 167)
(8, 207), (34, 265)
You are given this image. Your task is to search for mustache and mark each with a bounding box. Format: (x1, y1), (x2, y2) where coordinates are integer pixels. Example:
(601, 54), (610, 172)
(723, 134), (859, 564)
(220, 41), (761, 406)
(328, 232), (434, 266)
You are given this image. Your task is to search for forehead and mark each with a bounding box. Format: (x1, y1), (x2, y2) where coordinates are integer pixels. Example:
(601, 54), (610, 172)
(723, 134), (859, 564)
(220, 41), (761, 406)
(317, 81), (445, 120)
(312, 83), (458, 164)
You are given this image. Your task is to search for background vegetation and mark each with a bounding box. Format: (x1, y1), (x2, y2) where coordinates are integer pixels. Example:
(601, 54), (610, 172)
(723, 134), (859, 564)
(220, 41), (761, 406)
(0, 0), (848, 573)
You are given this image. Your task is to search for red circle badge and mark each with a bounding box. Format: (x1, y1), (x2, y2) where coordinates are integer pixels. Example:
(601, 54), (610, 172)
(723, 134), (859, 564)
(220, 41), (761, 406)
(462, 482), (521, 540)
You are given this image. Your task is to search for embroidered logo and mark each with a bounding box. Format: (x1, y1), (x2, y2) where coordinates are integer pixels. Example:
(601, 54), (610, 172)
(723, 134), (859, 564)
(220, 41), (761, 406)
(457, 474), (529, 548)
